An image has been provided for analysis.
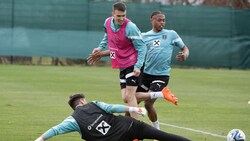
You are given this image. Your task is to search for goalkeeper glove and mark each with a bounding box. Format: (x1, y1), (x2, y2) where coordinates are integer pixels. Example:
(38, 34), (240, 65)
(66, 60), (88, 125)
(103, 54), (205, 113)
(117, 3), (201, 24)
(128, 107), (147, 116)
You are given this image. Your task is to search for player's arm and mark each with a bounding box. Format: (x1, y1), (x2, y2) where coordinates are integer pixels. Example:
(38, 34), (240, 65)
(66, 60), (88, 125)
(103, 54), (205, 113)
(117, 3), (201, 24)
(97, 33), (108, 51)
(34, 116), (80, 141)
(93, 101), (146, 116)
(97, 18), (109, 51)
(126, 22), (147, 76)
(87, 19), (109, 65)
(172, 31), (189, 62)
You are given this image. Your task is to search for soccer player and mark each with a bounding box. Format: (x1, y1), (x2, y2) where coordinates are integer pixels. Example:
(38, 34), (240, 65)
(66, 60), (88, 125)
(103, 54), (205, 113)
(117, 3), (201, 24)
(89, 2), (147, 119)
(34, 93), (191, 141)
(88, 10), (189, 131)
(136, 11), (189, 131)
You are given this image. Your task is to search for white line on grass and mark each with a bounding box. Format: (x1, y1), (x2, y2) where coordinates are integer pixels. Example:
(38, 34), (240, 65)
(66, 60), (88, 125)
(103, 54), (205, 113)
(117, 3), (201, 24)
(160, 122), (227, 138)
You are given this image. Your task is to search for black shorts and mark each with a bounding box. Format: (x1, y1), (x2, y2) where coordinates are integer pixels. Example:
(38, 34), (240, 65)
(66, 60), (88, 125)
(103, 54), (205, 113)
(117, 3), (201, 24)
(137, 73), (169, 92)
(120, 65), (138, 89)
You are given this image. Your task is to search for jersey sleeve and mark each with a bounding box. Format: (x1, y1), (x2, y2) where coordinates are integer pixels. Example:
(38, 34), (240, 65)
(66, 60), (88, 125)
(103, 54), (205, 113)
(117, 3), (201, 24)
(98, 18), (109, 50)
(171, 30), (185, 49)
(126, 22), (146, 69)
(42, 116), (80, 140)
(93, 101), (127, 114)
(98, 33), (108, 51)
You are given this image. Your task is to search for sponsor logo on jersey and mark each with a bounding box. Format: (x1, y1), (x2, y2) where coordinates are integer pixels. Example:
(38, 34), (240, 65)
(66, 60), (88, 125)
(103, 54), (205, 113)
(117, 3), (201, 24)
(153, 40), (160, 46)
(96, 120), (111, 135)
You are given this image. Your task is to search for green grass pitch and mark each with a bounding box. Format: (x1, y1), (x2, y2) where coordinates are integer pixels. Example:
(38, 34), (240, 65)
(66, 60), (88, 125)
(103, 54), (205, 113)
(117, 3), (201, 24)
(0, 65), (249, 141)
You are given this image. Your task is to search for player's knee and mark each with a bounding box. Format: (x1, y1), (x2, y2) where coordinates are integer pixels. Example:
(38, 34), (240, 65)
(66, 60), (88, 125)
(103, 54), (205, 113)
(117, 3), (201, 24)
(121, 94), (128, 103)
(124, 92), (134, 100)
(122, 97), (128, 103)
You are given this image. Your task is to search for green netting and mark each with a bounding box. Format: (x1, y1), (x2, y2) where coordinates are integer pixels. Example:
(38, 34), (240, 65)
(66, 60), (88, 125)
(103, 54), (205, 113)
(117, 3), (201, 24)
(161, 5), (232, 37)
(233, 9), (250, 36)
(14, 0), (88, 30)
(0, 0), (12, 28)
(0, 0), (249, 69)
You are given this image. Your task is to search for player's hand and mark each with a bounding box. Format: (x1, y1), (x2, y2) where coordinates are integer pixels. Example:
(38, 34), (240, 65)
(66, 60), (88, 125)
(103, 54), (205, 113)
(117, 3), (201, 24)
(176, 51), (187, 62)
(133, 68), (141, 77)
(87, 54), (101, 65)
(136, 107), (147, 116)
(87, 48), (102, 65)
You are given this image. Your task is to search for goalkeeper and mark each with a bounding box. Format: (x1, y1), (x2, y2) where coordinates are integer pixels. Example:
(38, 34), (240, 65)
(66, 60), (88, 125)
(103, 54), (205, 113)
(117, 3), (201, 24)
(34, 93), (191, 141)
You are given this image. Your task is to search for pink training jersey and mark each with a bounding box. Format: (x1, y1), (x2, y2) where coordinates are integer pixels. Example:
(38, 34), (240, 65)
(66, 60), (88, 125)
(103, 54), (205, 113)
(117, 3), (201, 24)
(106, 17), (138, 69)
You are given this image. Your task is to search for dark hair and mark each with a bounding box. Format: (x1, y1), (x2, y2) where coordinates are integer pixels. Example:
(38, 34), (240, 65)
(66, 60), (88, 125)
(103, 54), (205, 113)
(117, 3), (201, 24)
(113, 2), (126, 12)
(68, 93), (85, 110)
(150, 11), (163, 18)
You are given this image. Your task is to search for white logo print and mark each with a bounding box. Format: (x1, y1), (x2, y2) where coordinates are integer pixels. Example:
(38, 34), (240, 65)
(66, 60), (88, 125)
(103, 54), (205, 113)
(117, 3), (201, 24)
(157, 83), (161, 88)
(96, 120), (111, 135)
(110, 51), (115, 59)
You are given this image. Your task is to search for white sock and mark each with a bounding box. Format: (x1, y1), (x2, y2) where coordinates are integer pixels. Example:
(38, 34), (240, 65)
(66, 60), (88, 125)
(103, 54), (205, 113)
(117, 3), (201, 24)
(152, 120), (160, 130)
(149, 91), (163, 99)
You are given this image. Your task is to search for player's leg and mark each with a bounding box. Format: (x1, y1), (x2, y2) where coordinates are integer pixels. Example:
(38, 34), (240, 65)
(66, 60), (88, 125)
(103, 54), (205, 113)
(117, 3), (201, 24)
(126, 85), (138, 119)
(146, 75), (169, 129)
(127, 119), (191, 141)
(136, 72), (152, 101)
(120, 71), (131, 117)
(120, 66), (139, 119)
(144, 99), (159, 129)
(120, 71), (128, 103)
(136, 73), (177, 105)
(136, 73), (160, 130)
(139, 121), (191, 141)
(124, 66), (140, 141)
(136, 87), (178, 105)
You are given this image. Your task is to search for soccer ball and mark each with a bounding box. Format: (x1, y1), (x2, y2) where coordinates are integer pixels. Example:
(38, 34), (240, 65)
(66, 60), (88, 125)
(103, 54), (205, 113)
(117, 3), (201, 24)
(227, 129), (246, 141)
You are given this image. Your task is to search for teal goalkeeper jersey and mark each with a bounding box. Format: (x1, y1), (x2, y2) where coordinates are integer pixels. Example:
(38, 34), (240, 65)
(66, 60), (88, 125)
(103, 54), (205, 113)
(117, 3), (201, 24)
(142, 29), (185, 76)
(42, 101), (127, 140)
